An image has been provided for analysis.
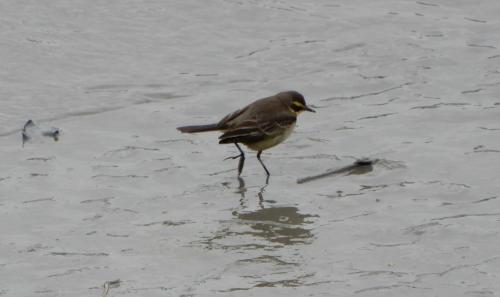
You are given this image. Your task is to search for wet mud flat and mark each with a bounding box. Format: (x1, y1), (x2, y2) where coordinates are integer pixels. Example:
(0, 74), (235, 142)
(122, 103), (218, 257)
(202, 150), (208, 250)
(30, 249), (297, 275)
(1, 0), (500, 296)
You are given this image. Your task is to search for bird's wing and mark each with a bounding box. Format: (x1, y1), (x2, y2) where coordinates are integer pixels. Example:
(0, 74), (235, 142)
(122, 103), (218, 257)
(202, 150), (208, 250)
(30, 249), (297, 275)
(217, 96), (277, 129)
(258, 114), (296, 136)
(217, 106), (249, 129)
(218, 113), (296, 144)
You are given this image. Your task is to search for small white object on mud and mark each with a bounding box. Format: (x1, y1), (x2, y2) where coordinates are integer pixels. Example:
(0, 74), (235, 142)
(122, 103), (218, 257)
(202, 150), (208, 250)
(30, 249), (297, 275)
(22, 120), (61, 147)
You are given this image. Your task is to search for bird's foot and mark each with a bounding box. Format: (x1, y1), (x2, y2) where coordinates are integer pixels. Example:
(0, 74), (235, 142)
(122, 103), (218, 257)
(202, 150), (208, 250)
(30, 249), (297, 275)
(224, 154), (243, 161)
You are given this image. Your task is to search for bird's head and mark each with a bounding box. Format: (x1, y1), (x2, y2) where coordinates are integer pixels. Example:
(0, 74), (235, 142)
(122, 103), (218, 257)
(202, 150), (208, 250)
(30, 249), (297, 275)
(279, 91), (315, 114)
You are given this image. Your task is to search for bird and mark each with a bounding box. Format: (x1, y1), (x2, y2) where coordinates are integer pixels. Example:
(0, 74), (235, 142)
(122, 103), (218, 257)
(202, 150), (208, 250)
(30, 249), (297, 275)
(177, 90), (315, 176)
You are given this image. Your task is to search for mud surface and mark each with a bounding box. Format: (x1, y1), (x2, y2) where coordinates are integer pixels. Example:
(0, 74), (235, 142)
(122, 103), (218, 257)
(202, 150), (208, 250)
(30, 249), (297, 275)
(1, 0), (500, 296)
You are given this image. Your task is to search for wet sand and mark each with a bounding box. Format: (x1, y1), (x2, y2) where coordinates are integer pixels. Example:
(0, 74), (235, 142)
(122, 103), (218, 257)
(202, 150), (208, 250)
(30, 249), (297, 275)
(1, 0), (500, 296)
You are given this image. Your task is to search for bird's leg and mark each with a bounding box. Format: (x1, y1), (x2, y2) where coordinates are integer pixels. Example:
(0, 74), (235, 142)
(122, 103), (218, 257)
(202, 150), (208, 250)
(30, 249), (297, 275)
(256, 150), (270, 176)
(235, 143), (245, 176)
(224, 143), (245, 176)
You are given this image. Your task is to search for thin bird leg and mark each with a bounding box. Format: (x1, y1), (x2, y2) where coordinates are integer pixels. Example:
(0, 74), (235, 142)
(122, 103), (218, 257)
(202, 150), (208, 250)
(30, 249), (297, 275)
(224, 143), (245, 176)
(235, 143), (245, 176)
(224, 143), (245, 160)
(256, 150), (270, 176)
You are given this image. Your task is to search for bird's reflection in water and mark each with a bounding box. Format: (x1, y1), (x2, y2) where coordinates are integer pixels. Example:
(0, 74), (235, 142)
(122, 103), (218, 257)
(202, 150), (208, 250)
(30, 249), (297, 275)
(236, 176), (270, 208)
(201, 176), (316, 250)
(234, 205), (315, 246)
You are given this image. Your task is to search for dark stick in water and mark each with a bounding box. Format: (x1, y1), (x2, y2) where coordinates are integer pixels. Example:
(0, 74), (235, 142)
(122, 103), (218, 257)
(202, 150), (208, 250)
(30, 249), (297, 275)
(297, 158), (378, 184)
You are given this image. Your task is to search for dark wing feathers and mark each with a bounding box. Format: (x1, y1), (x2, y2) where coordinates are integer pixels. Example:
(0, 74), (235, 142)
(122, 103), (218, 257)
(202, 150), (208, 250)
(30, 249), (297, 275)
(219, 129), (266, 144)
(217, 106), (249, 129)
(218, 114), (296, 144)
(259, 116), (295, 135)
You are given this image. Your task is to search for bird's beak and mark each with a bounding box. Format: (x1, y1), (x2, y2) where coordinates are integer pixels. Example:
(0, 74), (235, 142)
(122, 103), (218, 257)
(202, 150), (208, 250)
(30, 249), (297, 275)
(304, 105), (316, 112)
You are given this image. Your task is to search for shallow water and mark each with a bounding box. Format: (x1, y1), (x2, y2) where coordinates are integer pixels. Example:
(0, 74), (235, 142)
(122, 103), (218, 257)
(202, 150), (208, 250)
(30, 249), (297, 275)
(1, 0), (500, 296)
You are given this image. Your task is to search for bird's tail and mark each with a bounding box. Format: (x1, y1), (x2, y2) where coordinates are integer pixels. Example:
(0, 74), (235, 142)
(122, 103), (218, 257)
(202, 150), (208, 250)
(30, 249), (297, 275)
(177, 123), (220, 133)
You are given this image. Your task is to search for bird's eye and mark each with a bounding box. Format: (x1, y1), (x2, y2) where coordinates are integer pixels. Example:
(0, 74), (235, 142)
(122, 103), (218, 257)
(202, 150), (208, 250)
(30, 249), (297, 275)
(291, 102), (303, 112)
